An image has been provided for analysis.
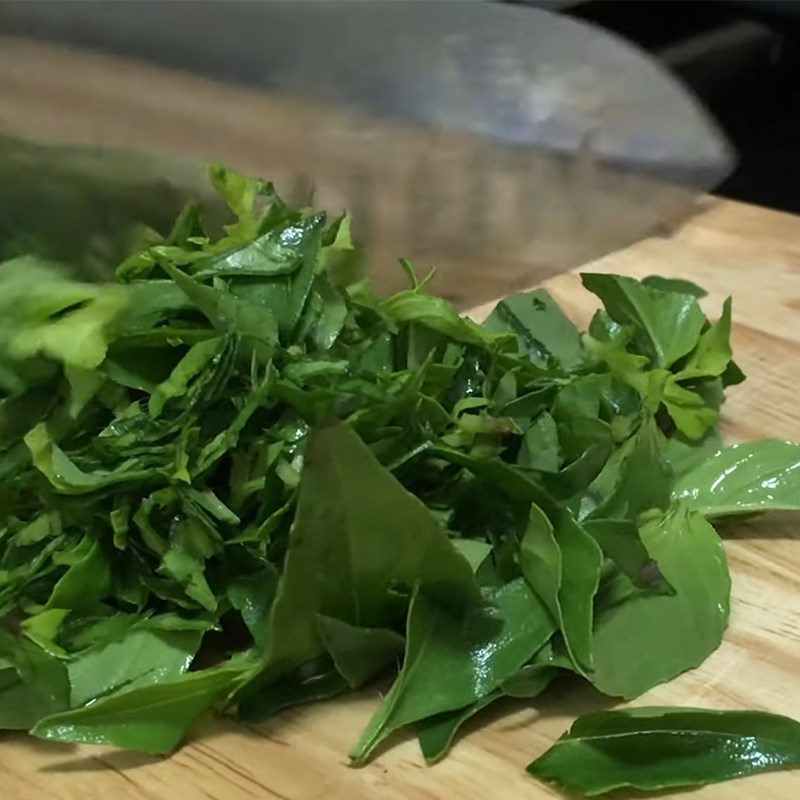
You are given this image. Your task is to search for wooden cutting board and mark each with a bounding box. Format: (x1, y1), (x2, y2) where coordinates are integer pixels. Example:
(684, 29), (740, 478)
(2, 197), (799, 800)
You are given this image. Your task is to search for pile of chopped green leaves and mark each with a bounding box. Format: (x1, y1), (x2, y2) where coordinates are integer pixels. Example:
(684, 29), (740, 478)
(2, 165), (800, 795)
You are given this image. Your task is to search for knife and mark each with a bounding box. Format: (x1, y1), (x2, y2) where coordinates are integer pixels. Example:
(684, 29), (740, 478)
(0, 0), (732, 306)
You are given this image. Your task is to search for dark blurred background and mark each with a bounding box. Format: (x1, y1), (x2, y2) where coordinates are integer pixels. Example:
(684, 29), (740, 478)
(551, 0), (800, 214)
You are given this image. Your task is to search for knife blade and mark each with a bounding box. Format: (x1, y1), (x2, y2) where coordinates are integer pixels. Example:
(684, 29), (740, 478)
(0, 0), (733, 306)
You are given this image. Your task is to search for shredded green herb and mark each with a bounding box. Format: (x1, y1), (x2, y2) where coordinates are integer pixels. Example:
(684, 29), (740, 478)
(1, 166), (798, 794)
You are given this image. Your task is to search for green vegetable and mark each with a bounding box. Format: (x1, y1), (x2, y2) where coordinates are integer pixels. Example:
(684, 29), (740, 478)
(317, 616), (404, 689)
(518, 503), (602, 674)
(591, 504), (730, 699)
(264, 423), (479, 672)
(32, 666), (247, 754)
(0, 164), (798, 796)
(581, 273), (706, 368)
(673, 439), (800, 517)
(528, 707), (800, 795)
(351, 577), (554, 762)
(0, 631), (69, 729)
(417, 645), (564, 763)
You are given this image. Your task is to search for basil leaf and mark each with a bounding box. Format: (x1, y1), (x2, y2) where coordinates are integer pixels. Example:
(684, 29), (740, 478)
(582, 273), (706, 368)
(0, 631), (69, 730)
(67, 622), (208, 707)
(591, 504), (730, 698)
(32, 667), (246, 754)
(673, 440), (800, 517)
(529, 707), (800, 796)
(317, 616), (404, 689)
(351, 577), (554, 762)
(484, 289), (584, 371)
(265, 424), (479, 671)
(519, 504), (602, 674)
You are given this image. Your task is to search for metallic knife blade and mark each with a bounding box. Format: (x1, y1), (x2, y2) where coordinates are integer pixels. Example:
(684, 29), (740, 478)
(0, 0), (733, 306)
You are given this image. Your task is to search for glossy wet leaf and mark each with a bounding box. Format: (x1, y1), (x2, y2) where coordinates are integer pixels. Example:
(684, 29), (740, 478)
(528, 707), (800, 796)
(673, 440), (800, 517)
(591, 504), (730, 698)
(351, 578), (554, 762)
(641, 275), (708, 298)
(32, 667), (246, 754)
(418, 652), (562, 763)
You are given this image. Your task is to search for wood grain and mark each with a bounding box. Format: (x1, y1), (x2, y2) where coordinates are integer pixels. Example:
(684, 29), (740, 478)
(0, 197), (797, 799)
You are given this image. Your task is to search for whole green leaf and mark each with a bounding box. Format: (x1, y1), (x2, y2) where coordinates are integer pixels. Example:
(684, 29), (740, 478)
(673, 440), (800, 517)
(265, 424), (479, 671)
(317, 615), (404, 688)
(32, 666), (246, 754)
(591, 504), (730, 698)
(351, 577), (554, 762)
(581, 273), (706, 368)
(192, 228), (306, 279)
(519, 503), (602, 674)
(418, 650), (562, 764)
(528, 707), (800, 796)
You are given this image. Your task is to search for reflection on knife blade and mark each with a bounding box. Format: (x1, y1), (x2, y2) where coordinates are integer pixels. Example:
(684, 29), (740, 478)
(0, 1), (733, 307)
